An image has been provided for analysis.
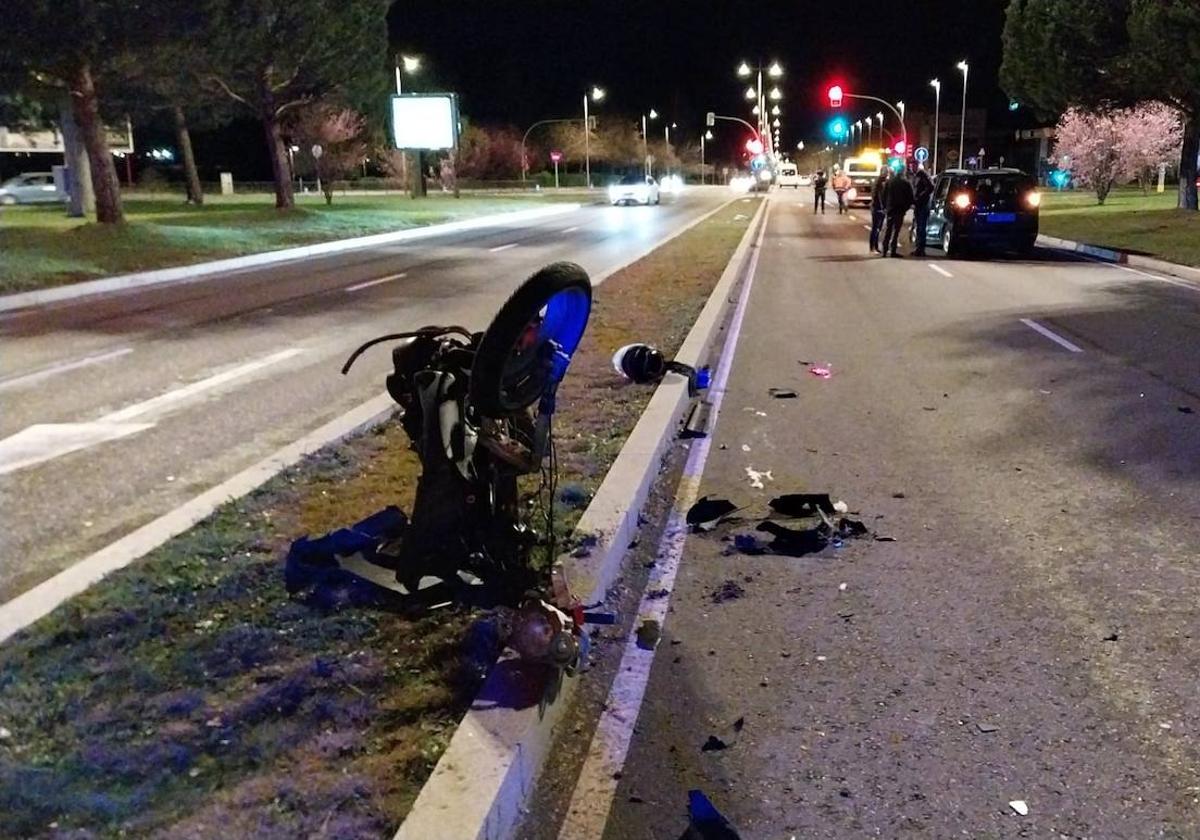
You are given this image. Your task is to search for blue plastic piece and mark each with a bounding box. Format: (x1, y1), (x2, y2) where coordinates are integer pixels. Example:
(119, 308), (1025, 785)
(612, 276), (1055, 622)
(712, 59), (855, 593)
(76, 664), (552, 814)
(695, 366), (712, 390)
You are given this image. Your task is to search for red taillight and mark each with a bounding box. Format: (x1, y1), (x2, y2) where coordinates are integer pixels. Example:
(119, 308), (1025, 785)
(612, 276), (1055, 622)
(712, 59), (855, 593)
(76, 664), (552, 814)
(952, 192), (971, 210)
(1025, 190), (1041, 208)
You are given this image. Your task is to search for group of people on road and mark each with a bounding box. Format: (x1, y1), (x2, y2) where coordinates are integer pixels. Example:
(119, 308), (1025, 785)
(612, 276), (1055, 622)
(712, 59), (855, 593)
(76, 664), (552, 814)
(810, 163), (935, 257)
(866, 166), (934, 257)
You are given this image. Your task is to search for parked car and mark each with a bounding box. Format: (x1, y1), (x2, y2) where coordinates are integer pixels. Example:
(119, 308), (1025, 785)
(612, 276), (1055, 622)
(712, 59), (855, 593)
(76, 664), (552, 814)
(608, 174), (660, 205)
(776, 163), (801, 188)
(0, 172), (64, 205)
(843, 154), (883, 208)
(923, 168), (1040, 257)
(798, 173), (813, 187)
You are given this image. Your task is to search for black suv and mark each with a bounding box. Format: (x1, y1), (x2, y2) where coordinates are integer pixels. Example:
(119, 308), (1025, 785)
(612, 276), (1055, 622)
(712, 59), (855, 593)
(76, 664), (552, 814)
(922, 168), (1040, 256)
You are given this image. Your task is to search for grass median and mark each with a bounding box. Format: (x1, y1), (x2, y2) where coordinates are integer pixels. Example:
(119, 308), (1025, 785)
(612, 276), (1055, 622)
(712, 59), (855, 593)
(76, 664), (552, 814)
(0, 196), (759, 838)
(1039, 187), (1200, 267)
(0, 193), (579, 295)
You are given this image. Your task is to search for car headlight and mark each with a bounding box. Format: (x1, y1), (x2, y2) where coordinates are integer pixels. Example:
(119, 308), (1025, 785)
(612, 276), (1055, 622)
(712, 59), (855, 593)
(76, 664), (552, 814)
(952, 192), (971, 210)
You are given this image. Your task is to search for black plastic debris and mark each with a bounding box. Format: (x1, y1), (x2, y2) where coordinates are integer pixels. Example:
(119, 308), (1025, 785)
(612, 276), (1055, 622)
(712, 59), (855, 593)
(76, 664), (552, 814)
(769, 493), (836, 517)
(687, 496), (739, 532)
(1102, 631), (1120, 642)
(768, 387), (798, 399)
(646, 588), (670, 600)
(732, 533), (764, 554)
(874, 535), (898, 542)
(636, 619), (662, 650)
(700, 735), (728, 752)
(710, 580), (745, 603)
(976, 722), (999, 734)
(732, 716), (745, 733)
(680, 789), (742, 840)
(755, 521), (830, 557)
(1179, 406), (1195, 414)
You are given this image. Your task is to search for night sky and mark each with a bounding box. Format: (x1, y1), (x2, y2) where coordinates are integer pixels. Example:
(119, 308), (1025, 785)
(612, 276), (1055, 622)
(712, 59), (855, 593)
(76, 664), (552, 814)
(389, 0), (1016, 156)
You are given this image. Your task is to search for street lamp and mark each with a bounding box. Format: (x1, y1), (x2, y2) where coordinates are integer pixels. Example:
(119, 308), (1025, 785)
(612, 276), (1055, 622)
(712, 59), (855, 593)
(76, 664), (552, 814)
(876, 111), (884, 144)
(738, 60), (782, 155)
(768, 61), (783, 78)
(769, 87), (782, 101)
(855, 119), (863, 148)
(394, 54), (420, 94)
(896, 100), (905, 139)
(956, 60), (969, 168)
(745, 86), (757, 100)
(865, 116), (873, 147)
(701, 129), (713, 184)
(929, 78), (941, 174)
(737, 61), (752, 78)
(752, 105), (760, 115)
(772, 118), (780, 128)
(797, 141), (804, 151)
(583, 86), (605, 188)
(771, 105), (781, 116)
(642, 108), (658, 176)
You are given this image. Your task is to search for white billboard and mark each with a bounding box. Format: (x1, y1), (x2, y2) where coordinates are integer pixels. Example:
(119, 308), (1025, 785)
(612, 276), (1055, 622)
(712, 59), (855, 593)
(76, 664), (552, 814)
(0, 119), (134, 154)
(390, 94), (459, 151)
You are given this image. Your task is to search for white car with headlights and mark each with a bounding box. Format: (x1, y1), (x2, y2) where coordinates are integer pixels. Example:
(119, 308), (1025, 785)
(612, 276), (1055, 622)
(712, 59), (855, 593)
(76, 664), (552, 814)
(776, 163), (801, 188)
(609, 174), (660, 206)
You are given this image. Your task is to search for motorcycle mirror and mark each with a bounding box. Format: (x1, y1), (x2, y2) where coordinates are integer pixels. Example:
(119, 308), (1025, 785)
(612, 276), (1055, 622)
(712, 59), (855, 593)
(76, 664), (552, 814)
(612, 343), (710, 395)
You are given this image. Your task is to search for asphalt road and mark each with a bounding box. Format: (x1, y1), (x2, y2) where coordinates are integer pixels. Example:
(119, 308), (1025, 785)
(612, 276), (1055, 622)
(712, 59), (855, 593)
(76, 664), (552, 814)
(538, 193), (1200, 838)
(0, 188), (732, 603)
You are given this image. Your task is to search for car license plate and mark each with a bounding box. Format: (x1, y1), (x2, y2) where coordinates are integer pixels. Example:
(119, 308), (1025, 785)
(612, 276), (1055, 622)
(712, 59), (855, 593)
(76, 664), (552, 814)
(987, 212), (1016, 223)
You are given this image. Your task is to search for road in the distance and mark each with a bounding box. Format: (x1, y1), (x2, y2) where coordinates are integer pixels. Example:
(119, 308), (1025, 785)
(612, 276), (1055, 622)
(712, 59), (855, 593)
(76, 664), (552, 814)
(0, 189), (733, 602)
(525, 193), (1200, 839)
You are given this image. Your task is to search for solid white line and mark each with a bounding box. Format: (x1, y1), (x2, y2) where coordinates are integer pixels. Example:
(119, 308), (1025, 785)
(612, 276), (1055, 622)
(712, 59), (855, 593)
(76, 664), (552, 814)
(1020, 318), (1084, 353)
(102, 348), (305, 423)
(561, 225), (580, 233)
(928, 263), (954, 278)
(1115, 264), (1198, 289)
(345, 272), (406, 292)
(489, 242), (519, 253)
(558, 201), (774, 840)
(0, 347), (133, 393)
(0, 393), (397, 644)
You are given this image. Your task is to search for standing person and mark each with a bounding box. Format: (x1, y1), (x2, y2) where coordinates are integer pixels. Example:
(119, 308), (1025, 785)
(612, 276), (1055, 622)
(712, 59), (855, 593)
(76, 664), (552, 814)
(869, 168), (891, 253)
(880, 168), (914, 257)
(831, 167), (852, 214)
(910, 167), (934, 256)
(812, 169), (827, 214)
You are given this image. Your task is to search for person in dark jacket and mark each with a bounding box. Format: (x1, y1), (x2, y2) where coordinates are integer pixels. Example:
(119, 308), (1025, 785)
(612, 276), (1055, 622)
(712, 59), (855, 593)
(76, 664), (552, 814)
(869, 168), (891, 253)
(880, 169), (914, 257)
(812, 170), (827, 214)
(910, 168), (934, 256)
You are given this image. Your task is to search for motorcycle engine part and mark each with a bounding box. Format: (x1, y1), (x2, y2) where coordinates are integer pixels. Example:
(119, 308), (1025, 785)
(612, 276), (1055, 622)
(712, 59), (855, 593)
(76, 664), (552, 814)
(470, 262), (592, 416)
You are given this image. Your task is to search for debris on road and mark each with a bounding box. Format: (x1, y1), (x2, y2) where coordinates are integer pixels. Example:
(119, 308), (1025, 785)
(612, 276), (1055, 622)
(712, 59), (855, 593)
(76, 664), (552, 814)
(701, 735), (729, 752)
(768, 387), (798, 399)
(682, 789), (743, 839)
(741, 444), (751, 452)
(646, 588), (670, 600)
(838, 582), (847, 591)
(808, 365), (833, 379)
(1008, 800), (1029, 816)
(874, 535), (897, 542)
(976, 722), (999, 733)
(1102, 631), (1120, 642)
(745, 467), (774, 489)
(732, 533), (764, 554)
(1179, 406), (1194, 414)
(636, 619), (662, 650)
(769, 493), (836, 516)
(710, 580), (746, 603)
(687, 496), (739, 532)
(833, 499), (849, 513)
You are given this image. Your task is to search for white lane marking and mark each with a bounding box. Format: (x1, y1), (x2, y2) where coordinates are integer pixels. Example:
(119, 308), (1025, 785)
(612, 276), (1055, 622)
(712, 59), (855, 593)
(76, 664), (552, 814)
(1020, 318), (1084, 353)
(561, 225), (581, 233)
(0, 347), (133, 393)
(848, 214), (858, 220)
(862, 224), (872, 230)
(558, 201), (774, 840)
(345, 272), (406, 292)
(0, 422), (153, 476)
(0, 348), (305, 474)
(928, 263), (954, 278)
(488, 242), (519, 253)
(103, 348), (304, 423)
(1114, 264), (1199, 290)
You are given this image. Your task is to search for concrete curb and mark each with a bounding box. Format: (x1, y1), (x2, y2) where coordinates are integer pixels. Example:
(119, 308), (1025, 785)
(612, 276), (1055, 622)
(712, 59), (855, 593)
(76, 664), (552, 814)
(0, 393), (397, 645)
(394, 197), (770, 840)
(0, 204), (580, 314)
(1037, 233), (1200, 285)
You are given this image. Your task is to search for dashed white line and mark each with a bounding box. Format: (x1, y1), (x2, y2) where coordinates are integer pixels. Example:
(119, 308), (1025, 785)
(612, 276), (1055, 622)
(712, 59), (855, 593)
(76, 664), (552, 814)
(345, 272), (406, 292)
(0, 347), (133, 393)
(862, 224), (872, 231)
(848, 214), (858, 220)
(489, 242), (519, 253)
(561, 225), (580, 233)
(928, 263), (954, 278)
(1020, 318), (1083, 353)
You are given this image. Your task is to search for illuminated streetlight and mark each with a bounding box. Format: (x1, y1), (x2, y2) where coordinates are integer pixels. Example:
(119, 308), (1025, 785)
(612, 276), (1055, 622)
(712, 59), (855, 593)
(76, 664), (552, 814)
(771, 105), (781, 116)
(401, 55), (420, 73)
(752, 105), (760, 115)
(865, 115), (873, 146)
(796, 141), (805, 150)
(769, 87), (782, 100)
(745, 86), (757, 100)
(737, 61), (752, 77)
(930, 79), (941, 174)
(956, 60), (970, 167)
(584, 84), (605, 188)
(772, 118), (780, 128)
(768, 61), (783, 78)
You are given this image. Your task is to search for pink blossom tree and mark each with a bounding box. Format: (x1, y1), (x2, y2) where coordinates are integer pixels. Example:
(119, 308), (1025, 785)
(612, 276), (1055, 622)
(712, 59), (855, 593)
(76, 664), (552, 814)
(291, 103), (366, 205)
(1053, 108), (1125, 204)
(1116, 103), (1185, 194)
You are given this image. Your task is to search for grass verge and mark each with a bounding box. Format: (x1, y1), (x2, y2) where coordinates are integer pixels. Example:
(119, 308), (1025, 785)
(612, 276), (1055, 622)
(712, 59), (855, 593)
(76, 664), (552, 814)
(0, 193), (578, 295)
(0, 196), (758, 838)
(1039, 187), (1200, 267)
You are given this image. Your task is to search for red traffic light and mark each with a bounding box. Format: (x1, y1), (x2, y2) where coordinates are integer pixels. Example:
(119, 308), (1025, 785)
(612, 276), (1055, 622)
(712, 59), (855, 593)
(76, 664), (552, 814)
(893, 139), (907, 155)
(828, 85), (844, 107)
(745, 137), (764, 156)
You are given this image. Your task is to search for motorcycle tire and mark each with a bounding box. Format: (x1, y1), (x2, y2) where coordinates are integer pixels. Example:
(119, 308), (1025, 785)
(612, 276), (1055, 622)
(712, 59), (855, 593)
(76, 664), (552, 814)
(470, 261), (592, 416)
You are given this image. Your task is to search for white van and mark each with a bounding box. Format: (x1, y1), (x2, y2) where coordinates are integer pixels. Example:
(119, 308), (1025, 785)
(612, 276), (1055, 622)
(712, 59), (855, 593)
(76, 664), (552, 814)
(776, 163), (800, 188)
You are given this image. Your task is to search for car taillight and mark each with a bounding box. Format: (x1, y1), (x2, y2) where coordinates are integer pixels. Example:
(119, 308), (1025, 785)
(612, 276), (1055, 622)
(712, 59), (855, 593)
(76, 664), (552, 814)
(952, 192), (971, 210)
(1025, 190), (1041, 208)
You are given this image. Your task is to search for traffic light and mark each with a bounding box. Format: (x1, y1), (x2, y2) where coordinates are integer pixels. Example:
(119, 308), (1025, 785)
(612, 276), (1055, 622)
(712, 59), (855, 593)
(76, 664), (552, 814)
(745, 137), (764, 156)
(828, 85), (843, 108)
(893, 139), (907, 155)
(827, 118), (847, 140)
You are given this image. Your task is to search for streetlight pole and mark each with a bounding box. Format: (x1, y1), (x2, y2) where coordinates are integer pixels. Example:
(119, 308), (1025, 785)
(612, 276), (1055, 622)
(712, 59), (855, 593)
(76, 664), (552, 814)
(701, 129), (712, 185)
(642, 109), (657, 177)
(896, 101), (905, 142)
(929, 79), (941, 174)
(583, 86), (604, 189)
(957, 60), (969, 168)
(865, 116), (873, 148)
